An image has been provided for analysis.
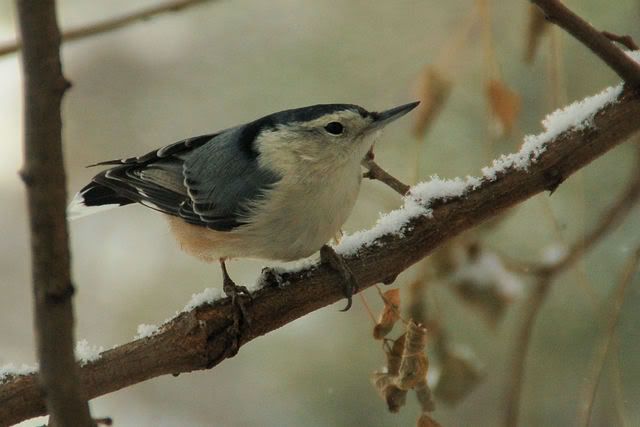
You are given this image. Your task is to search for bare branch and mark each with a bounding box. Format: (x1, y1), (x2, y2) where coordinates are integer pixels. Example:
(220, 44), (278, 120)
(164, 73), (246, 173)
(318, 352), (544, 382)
(14, 0), (93, 425)
(2, 86), (640, 426)
(503, 145), (640, 427)
(602, 31), (640, 51)
(362, 154), (410, 195)
(578, 246), (640, 426)
(532, 0), (640, 86)
(0, 0), (218, 57)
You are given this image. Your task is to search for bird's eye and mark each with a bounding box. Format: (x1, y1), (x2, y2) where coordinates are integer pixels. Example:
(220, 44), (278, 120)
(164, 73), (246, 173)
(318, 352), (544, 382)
(324, 122), (344, 135)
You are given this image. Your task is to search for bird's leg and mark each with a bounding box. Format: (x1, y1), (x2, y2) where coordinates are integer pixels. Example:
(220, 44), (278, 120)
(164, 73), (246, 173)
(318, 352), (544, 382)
(320, 245), (358, 311)
(220, 259), (252, 356)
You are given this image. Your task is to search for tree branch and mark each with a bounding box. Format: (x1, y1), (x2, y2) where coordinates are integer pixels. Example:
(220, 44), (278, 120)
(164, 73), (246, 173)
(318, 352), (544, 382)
(15, 0), (93, 426)
(362, 155), (410, 195)
(0, 0), (217, 57)
(602, 31), (640, 51)
(2, 85), (640, 425)
(532, 0), (640, 86)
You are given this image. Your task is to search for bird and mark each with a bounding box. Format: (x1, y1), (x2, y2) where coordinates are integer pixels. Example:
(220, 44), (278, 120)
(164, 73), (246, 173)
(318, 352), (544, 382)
(69, 101), (419, 352)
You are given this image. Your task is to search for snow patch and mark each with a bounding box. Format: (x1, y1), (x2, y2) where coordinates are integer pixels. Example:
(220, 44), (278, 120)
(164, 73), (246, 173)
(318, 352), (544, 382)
(482, 84), (623, 180)
(182, 287), (223, 312)
(336, 175), (483, 256)
(135, 323), (160, 339)
(0, 363), (37, 383)
(75, 339), (104, 365)
(451, 251), (524, 298)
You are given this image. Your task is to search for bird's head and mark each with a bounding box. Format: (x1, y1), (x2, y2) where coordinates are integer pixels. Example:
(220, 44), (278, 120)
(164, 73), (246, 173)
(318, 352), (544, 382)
(249, 101), (419, 174)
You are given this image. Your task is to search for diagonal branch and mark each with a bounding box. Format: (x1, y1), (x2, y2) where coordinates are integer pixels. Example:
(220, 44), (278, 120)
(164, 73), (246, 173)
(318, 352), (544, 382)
(532, 0), (640, 86)
(15, 0), (93, 425)
(0, 0), (218, 57)
(2, 85), (640, 426)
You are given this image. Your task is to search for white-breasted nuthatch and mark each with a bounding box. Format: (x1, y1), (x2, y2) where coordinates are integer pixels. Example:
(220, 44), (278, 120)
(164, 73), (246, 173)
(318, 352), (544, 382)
(69, 101), (419, 336)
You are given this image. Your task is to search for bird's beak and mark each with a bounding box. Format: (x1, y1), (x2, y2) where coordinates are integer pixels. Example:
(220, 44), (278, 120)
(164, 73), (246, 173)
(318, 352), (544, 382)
(367, 101), (420, 132)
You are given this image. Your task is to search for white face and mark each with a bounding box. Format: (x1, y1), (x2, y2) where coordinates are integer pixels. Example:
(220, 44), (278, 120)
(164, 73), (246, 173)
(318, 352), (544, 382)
(255, 109), (379, 175)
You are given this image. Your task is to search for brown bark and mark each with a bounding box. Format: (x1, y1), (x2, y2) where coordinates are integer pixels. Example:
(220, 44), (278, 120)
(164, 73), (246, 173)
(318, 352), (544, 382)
(532, 0), (640, 86)
(15, 0), (93, 426)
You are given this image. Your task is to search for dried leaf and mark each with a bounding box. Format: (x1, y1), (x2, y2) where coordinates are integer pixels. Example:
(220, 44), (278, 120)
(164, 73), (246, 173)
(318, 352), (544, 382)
(385, 385), (408, 413)
(413, 66), (452, 139)
(386, 334), (406, 376)
(397, 322), (428, 390)
(415, 380), (436, 413)
(373, 288), (401, 339)
(371, 372), (394, 395)
(525, 4), (549, 63)
(486, 79), (521, 136)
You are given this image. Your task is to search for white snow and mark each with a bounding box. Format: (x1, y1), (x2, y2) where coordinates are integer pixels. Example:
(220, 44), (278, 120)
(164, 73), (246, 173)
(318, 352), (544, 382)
(336, 175), (482, 256)
(182, 287), (223, 312)
(335, 194), (428, 256)
(451, 250), (524, 298)
(482, 83), (623, 180)
(135, 323), (160, 339)
(131, 287), (223, 341)
(0, 341), (104, 381)
(0, 363), (37, 383)
(540, 243), (569, 265)
(75, 339), (104, 365)
(410, 175), (483, 203)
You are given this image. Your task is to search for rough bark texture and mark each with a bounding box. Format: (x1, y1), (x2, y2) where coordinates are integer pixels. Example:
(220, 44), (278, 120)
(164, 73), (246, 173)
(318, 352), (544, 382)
(15, 1), (93, 426)
(2, 86), (639, 426)
(532, 0), (640, 86)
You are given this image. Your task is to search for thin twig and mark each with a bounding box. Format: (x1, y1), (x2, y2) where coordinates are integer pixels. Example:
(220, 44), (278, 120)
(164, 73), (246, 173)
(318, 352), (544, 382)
(578, 246), (640, 426)
(532, 0), (640, 86)
(15, 0), (94, 425)
(503, 145), (640, 427)
(504, 274), (552, 427)
(359, 293), (377, 324)
(362, 155), (410, 195)
(602, 31), (640, 51)
(0, 0), (217, 57)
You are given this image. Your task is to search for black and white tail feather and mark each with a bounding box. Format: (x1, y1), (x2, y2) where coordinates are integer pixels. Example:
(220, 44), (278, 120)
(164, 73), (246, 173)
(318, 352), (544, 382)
(67, 133), (216, 221)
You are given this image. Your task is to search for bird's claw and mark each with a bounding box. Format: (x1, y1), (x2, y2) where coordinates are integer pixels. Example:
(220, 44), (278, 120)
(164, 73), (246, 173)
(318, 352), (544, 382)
(320, 245), (359, 311)
(222, 276), (252, 357)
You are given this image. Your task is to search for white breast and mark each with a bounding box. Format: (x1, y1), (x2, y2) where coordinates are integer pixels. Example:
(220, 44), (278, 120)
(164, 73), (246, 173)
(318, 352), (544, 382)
(231, 157), (362, 261)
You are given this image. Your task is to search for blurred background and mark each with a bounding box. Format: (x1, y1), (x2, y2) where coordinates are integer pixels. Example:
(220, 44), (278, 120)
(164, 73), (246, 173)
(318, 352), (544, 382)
(1, 0), (640, 426)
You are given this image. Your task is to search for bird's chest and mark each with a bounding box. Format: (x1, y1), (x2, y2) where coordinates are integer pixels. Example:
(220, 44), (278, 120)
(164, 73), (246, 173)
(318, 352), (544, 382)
(244, 162), (362, 260)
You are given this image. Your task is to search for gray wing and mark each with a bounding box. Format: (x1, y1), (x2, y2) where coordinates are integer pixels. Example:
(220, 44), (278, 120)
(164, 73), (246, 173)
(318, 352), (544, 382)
(87, 128), (281, 231)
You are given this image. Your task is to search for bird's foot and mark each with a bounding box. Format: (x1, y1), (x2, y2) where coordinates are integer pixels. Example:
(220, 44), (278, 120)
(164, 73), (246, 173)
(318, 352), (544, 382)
(260, 266), (288, 288)
(320, 245), (358, 311)
(221, 267), (252, 357)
